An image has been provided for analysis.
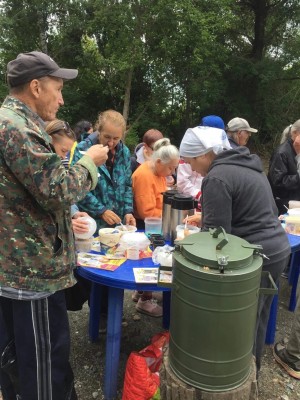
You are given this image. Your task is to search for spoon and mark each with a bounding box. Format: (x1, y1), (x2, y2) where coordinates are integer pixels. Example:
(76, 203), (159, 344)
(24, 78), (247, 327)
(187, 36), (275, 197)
(119, 222), (128, 231)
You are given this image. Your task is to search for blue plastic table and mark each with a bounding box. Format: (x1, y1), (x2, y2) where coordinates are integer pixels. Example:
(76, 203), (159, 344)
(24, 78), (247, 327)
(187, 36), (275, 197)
(265, 233), (300, 344)
(76, 256), (170, 400)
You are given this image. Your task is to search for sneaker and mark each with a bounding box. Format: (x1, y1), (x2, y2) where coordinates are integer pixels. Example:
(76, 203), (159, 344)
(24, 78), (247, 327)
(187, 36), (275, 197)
(273, 342), (300, 379)
(152, 291), (163, 302)
(136, 298), (163, 317)
(132, 290), (142, 303)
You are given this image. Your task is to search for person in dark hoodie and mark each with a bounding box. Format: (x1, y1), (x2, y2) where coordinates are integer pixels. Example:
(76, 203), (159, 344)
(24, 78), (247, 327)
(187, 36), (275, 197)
(179, 126), (291, 375)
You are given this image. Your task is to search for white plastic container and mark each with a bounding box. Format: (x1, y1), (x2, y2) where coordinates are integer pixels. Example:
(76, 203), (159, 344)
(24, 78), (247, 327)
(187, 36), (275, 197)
(74, 216), (97, 240)
(288, 208), (300, 216)
(115, 225), (137, 235)
(144, 217), (162, 235)
(98, 228), (122, 253)
(126, 247), (140, 260)
(75, 237), (93, 252)
(176, 224), (200, 240)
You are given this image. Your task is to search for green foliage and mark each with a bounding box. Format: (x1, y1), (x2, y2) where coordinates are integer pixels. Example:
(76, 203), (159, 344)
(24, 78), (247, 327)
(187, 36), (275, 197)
(124, 125), (139, 152)
(0, 0), (300, 152)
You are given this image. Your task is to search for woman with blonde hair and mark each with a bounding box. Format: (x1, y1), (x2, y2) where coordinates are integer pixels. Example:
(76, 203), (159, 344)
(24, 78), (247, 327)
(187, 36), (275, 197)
(72, 109), (136, 230)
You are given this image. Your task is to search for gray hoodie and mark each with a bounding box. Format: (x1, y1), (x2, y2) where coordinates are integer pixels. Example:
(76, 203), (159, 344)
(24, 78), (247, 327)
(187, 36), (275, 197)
(201, 147), (290, 264)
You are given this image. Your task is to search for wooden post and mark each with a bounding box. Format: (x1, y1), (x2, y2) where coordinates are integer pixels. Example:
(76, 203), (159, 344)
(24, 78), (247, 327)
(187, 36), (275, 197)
(160, 347), (258, 400)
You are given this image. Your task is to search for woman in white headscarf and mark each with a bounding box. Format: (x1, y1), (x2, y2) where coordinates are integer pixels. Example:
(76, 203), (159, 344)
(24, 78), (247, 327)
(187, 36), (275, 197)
(179, 126), (291, 376)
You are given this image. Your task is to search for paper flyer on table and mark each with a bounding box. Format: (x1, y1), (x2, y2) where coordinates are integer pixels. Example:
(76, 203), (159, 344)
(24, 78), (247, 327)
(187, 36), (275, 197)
(133, 267), (159, 283)
(77, 252), (126, 271)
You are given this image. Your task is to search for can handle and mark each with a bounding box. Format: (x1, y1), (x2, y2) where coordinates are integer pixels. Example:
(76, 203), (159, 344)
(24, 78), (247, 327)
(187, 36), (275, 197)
(212, 226), (229, 250)
(259, 271), (278, 295)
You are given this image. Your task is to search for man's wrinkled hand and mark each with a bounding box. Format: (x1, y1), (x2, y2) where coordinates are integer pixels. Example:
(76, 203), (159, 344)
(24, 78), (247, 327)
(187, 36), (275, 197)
(86, 145), (109, 166)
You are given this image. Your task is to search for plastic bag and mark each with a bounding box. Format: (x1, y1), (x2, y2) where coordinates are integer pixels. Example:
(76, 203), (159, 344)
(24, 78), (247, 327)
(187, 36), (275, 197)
(122, 332), (169, 400)
(152, 245), (174, 266)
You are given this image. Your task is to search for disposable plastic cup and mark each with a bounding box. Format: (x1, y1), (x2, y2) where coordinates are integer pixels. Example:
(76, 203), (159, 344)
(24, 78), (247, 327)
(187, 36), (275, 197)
(126, 247), (139, 260)
(75, 237), (93, 252)
(144, 217), (162, 236)
(176, 224), (200, 240)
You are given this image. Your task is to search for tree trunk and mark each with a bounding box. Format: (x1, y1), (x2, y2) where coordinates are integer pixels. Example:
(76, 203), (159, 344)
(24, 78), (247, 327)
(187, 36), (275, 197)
(250, 0), (269, 61)
(123, 67), (134, 132)
(160, 347), (258, 400)
(37, 10), (48, 54)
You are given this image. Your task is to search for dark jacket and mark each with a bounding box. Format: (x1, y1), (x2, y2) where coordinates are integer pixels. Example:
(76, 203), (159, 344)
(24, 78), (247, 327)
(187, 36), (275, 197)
(268, 138), (300, 214)
(201, 147), (290, 264)
(227, 136), (239, 149)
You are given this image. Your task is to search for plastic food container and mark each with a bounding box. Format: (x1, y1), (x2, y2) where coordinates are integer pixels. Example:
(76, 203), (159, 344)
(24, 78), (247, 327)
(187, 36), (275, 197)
(75, 237), (93, 252)
(98, 228), (122, 253)
(288, 208), (300, 216)
(118, 232), (151, 259)
(285, 216), (300, 235)
(115, 225), (137, 235)
(144, 217), (162, 236)
(289, 201), (300, 209)
(176, 224), (200, 240)
(74, 216), (97, 240)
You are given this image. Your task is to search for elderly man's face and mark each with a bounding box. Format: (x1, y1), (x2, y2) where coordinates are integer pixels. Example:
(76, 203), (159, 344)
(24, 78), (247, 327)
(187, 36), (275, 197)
(237, 130), (251, 146)
(35, 77), (64, 121)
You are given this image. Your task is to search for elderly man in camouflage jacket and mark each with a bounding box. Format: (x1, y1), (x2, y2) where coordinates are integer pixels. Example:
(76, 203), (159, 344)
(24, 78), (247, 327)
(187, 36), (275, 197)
(0, 51), (108, 400)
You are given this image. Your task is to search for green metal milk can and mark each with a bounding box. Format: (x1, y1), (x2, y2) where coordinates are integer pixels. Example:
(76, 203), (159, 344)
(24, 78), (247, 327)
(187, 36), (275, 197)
(169, 227), (277, 392)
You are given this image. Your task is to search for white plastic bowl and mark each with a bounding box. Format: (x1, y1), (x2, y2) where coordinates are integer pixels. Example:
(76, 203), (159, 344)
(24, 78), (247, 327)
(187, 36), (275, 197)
(288, 208), (300, 216)
(74, 216), (97, 240)
(115, 225), (137, 235)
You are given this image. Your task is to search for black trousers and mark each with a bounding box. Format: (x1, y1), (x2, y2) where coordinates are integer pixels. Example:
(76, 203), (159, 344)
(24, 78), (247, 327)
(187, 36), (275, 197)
(0, 290), (77, 400)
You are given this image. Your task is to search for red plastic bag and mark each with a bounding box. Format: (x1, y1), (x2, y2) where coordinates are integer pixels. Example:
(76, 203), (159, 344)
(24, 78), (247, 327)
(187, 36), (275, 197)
(122, 331), (169, 400)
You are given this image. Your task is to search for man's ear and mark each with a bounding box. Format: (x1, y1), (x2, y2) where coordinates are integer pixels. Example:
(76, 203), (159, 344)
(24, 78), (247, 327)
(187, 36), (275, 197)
(29, 79), (40, 98)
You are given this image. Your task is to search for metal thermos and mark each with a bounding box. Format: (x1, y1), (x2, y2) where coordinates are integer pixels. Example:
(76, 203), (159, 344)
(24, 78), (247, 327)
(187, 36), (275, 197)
(162, 190), (178, 241)
(170, 194), (195, 244)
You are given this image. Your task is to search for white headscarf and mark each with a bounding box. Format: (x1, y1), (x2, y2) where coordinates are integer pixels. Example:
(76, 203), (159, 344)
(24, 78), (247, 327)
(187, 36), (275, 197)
(179, 126), (232, 158)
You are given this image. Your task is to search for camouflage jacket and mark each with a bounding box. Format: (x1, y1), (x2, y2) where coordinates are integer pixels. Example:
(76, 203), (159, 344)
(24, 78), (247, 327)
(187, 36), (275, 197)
(72, 134), (133, 230)
(0, 96), (98, 292)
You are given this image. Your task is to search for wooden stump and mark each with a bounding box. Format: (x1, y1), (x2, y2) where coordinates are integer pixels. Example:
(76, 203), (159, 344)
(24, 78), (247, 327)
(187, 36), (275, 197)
(160, 347), (258, 400)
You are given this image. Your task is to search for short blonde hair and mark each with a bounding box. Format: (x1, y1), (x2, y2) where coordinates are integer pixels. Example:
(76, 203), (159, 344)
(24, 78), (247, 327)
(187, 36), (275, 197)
(95, 110), (126, 135)
(152, 138), (179, 163)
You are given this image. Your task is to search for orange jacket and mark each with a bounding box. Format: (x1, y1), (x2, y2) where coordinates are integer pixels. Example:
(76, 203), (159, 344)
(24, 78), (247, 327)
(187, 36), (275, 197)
(132, 162), (166, 220)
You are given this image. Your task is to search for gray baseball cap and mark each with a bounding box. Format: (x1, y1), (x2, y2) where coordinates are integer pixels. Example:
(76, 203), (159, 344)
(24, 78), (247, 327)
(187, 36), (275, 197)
(226, 117), (258, 133)
(7, 51), (78, 87)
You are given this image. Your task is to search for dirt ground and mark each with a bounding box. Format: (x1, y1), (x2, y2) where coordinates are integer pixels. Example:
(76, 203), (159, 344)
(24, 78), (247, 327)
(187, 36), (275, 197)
(0, 276), (299, 400)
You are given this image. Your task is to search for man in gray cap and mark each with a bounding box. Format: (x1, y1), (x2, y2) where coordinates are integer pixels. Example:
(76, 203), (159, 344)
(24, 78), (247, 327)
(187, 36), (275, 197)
(226, 117), (258, 148)
(0, 51), (108, 399)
